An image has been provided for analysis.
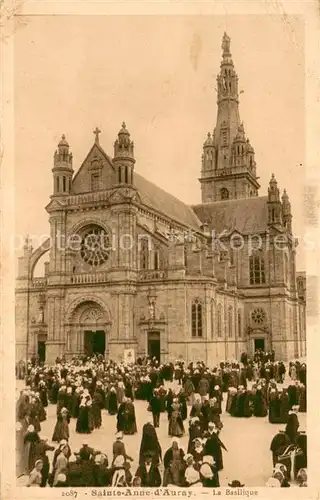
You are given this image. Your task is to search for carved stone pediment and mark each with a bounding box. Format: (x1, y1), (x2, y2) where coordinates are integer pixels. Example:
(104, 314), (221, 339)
(45, 198), (67, 213)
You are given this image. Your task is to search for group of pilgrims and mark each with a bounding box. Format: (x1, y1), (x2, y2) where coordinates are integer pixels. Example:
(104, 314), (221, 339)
(16, 352), (307, 488)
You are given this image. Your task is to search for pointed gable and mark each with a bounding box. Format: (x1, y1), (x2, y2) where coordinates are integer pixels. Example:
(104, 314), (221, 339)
(72, 142), (115, 194)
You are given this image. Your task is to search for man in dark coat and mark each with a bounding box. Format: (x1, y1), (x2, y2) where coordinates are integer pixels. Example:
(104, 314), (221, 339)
(67, 454), (84, 487)
(149, 389), (161, 428)
(285, 407), (300, 444)
(135, 453), (162, 487)
(269, 430), (291, 467)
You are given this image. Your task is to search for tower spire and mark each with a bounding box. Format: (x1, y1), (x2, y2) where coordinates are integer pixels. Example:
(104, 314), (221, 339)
(199, 33), (260, 202)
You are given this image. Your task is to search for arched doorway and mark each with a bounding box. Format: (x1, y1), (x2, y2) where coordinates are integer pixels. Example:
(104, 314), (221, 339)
(66, 300), (110, 357)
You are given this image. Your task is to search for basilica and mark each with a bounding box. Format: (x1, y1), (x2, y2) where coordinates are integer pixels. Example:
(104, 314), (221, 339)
(16, 33), (306, 365)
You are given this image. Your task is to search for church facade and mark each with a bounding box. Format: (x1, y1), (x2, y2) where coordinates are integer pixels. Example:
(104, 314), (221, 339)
(16, 33), (306, 365)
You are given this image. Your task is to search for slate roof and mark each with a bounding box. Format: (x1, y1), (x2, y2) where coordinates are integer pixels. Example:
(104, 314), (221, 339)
(134, 173), (202, 231)
(192, 196), (269, 234)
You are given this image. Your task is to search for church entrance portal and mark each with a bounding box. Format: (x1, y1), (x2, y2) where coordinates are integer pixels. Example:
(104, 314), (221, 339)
(254, 338), (265, 351)
(38, 341), (46, 363)
(84, 330), (106, 356)
(148, 331), (160, 362)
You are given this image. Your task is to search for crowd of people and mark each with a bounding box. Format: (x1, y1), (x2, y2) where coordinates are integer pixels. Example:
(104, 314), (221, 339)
(16, 352), (307, 488)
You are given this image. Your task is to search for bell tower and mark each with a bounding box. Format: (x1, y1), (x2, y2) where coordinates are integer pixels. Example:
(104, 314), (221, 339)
(52, 135), (73, 196)
(113, 122), (135, 185)
(199, 33), (260, 202)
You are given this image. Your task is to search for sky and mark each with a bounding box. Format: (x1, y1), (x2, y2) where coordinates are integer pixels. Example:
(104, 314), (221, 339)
(14, 14), (305, 272)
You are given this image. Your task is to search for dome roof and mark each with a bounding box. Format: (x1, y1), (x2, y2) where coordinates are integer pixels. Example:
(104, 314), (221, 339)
(118, 122), (130, 136)
(204, 132), (214, 147)
(58, 134), (69, 147)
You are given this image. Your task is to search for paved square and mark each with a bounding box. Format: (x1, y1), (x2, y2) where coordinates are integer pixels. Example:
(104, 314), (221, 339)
(16, 380), (306, 487)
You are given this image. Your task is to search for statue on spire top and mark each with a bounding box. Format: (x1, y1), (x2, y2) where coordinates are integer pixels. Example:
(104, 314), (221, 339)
(221, 32), (231, 55)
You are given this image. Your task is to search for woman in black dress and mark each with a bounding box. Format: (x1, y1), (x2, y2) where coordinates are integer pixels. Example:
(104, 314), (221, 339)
(76, 391), (92, 434)
(139, 421), (162, 466)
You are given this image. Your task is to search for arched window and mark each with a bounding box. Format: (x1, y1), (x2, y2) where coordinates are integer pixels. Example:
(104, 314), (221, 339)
(249, 253), (266, 285)
(125, 166), (128, 184)
(56, 177), (60, 193)
(250, 156), (253, 166)
(154, 249), (160, 270)
(238, 310), (242, 338)
(210, 300), (215, 338)
(271, 208), (275, 222)
(140, 238), (149, 270)
(118, 167), (122, 184)
(191, 299), (203, 338)
(221, 188), (229, 200)
(228, 306), (233, 338)
(217, 304), (222, 338)
(62, 176), (66, 192)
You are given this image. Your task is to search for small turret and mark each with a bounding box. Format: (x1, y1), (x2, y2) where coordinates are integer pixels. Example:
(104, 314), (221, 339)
(282, 189), (292, 232)
(113, 122), (135, 185)
(267, 174), (282, 225)
(52, 134), (73, 196)
(202, 132), (216, 174)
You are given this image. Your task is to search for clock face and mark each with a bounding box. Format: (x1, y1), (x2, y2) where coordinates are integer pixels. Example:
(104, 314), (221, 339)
(80, 226), (111, 267)
(251, 308), (266, 325)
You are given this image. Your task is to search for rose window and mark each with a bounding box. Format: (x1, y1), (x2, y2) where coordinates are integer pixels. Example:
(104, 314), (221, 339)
(80, 226), (110, 267)
(251, 308), (266, 325)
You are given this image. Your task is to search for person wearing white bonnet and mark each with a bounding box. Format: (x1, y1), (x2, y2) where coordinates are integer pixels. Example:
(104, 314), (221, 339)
(265, 476), (281, 487)
(202, 455), (215, 466)
(24, 424), (41, 475)
(108, 385), (118, 415)
(184, 466), (202, 487)
(68, 454), (77, 464)
(112, 431), (133, 464)
(27, 459), (43, 487)
(200, 462), (219, 487)
(203, 422), (227, 472)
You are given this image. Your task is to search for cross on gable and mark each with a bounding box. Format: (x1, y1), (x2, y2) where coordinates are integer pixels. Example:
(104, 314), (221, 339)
(93, 127), (101, 144)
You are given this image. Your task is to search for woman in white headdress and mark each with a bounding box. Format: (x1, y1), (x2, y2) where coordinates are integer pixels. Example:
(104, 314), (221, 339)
(24, 424), (41, 475)
(184, 457), (202, 487)
(27, 459), (43, 487)
(76, 390), (92, 434)
(191, 437), (205, 468)
(53, 444), (69, 486)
